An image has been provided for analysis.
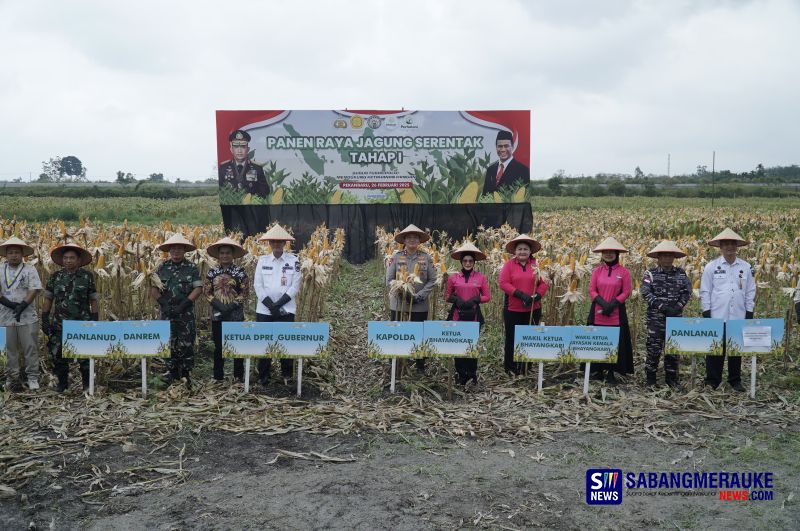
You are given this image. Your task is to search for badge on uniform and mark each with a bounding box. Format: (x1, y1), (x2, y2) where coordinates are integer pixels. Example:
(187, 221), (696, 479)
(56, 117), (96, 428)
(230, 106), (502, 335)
(281, 276), (287, 286)
(246, 169), (257, 182)
(295, 262), (301, 272)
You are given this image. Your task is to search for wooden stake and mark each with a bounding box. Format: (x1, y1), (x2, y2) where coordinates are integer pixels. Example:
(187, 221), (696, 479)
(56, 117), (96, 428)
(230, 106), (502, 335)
(141, 358), (147, 398)
(390, 358), (397, 393)
(750, 356), (756, 399)
(244, 358), (251, 393)
(88, 358), (95, 396)
(583, 362), (590, 396)
(448, 358), (454, 400)
(297, 359), (303, 397)
(537, 362), (544, 394)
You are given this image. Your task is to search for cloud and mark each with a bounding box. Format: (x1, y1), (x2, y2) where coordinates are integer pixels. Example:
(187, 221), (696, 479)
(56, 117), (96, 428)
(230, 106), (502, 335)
(0, 0), (797, 182)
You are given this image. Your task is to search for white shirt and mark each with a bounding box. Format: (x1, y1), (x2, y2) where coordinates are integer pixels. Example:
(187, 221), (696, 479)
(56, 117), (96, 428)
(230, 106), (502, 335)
(253, 252), (301, 316)
(0, 261), (42, 327)
(699, 256), (756, 320)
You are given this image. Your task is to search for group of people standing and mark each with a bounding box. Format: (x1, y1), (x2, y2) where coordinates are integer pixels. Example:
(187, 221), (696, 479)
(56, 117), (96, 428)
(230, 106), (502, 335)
(385, 224), (798, 391)
(0, 225), (301, 392)
(1, 224), (798, 393)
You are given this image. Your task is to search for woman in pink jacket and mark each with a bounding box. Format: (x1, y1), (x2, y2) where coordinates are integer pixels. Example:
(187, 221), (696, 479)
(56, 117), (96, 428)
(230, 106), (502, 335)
(498, 234), (549, 375)
(587, 237), (634, 383)
(445, 242), (491, 385)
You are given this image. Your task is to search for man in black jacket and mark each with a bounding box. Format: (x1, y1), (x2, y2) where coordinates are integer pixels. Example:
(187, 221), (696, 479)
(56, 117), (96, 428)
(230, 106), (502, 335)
(482, 130), (530, 195)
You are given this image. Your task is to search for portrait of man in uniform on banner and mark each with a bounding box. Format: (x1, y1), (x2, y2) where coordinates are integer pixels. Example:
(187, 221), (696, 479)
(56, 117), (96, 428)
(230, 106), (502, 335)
(218, 129), (270, 202)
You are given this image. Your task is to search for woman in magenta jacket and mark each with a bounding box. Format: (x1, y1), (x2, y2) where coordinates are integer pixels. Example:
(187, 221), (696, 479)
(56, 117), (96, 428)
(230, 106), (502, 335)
(587, 236), (634, 383)
(445, 242), (491, 385)
(498, 234), (549, 375)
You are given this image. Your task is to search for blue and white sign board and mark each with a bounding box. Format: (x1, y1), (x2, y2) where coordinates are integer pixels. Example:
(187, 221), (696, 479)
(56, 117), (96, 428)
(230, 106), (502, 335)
(514, 325), (573, 362)
(567, 326), (620, 363)
(271, 321), (330, 358)
(62, 320), (170, 359)
(422, 320), (480, 358)
(368, 321), (425, 359)
(222, 322), (274, 358)
(665, 318), (725, 356)
(726, 318), (785, 356)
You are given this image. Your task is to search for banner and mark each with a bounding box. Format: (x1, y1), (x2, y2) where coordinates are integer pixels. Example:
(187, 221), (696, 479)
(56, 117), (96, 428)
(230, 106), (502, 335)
(0, 327), (6, 365)
(62, 321), (170, 359)
(665, 318), (725, 356)
(367, 321), (425, 359)
(725, 319), (785, 356)
(222, 321), (330, 359)
(216, 110), (530, 205)
(567, 326), (620, 363)
(514, 325), (573, 362)
(422, 320), (480, 358)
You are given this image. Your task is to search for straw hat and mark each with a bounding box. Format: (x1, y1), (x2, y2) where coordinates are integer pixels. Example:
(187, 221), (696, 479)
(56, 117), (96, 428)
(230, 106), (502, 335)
(259, 224), (295, 242)
(394, 224), (430, 244)
(708, 228), (749, 248)
(647, 240), (687, 259)
(592, 237), (628, 253)
(450, 241), (486, 261)
(158, 233), (197, 252)
(207, 237), (246, 259)
(505, 234), (542, 254)
(0, 236), (34, 257)
(50, 243), (92, 267)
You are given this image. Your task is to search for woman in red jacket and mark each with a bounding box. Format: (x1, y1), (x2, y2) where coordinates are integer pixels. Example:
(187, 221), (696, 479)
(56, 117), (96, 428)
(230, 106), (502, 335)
(587, 236), (634, 383)
(498, 234), (549, 375)
(445, 242), (491, 385)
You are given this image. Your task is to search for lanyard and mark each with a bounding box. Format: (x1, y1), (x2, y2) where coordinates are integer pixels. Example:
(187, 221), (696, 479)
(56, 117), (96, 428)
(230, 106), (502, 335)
(3, 264), (23, 290)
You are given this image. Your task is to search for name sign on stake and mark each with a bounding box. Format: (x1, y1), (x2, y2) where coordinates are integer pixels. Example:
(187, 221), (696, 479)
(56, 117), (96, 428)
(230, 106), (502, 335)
(367, 321), (424, 359)
(514, 325), (573, 362)
(222, 322), (275, 358)
(61, 320), (170, 359)
(567, 326), (620, 363)
(270, 322), (330, 358)
(725, 319), (785, 356)
(422, 320), (480, 358)
(665, 318), (725, 356)
(0, 327), (6, 365)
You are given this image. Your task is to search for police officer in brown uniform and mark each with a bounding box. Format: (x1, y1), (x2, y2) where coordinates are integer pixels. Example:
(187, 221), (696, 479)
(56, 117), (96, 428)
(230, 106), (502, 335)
(385, 224), (437, 373)
(218, 129), (270, 198)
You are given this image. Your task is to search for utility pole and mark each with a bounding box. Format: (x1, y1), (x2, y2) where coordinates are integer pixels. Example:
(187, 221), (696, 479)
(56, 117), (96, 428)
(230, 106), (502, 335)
(711, 151), (716, 208)
(667, 153), (670, 178)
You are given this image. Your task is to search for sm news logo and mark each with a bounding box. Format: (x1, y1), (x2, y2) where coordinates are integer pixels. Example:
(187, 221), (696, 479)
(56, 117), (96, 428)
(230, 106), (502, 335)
(586, 469), (623, 505)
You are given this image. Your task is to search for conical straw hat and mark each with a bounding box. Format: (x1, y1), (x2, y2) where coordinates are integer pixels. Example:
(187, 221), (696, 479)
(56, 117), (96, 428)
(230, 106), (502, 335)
(592, 236), (628, 253)
(708, 228), (749, 247)
(450, 241), (487, 261)
(394, 224), (430, 244)
(259, 224), (295, 242)
(647, 240), (687, 258)
(50, 243), (92, 267)
(0, 236), (34, 257)
(505, 234), (542, 254)
(158, 233), (197, 252)
(207, 236), (246, 259)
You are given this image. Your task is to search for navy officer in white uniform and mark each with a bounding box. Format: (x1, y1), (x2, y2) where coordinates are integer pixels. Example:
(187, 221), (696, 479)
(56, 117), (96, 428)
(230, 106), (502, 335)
(253, 224), (301, 386)
(699, 228), (756, 391)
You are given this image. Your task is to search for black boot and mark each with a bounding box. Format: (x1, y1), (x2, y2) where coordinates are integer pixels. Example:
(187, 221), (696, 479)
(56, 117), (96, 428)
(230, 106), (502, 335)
(646, 371), (657, 388)
(80, 366), (91, 391)
(56, 371), (69, 393)
(590, 369), (605, 381)
(665, 372), (679, 389)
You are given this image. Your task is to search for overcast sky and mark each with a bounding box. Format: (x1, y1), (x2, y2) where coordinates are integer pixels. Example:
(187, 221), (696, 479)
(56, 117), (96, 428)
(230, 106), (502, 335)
(0, 0), (797, 181)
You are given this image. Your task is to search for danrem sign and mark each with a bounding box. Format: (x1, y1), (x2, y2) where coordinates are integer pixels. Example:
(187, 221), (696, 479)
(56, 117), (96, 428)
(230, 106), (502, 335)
(215, 110), (531, 205)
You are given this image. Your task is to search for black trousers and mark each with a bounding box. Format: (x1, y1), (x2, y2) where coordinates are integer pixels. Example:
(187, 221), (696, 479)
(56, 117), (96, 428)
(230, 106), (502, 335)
(503, 309), (541, 374)
(256, 312), (294, 383)
(211, 320), (244, 381)
(390, 310), (427, 371)
(705, 325), (741, 385)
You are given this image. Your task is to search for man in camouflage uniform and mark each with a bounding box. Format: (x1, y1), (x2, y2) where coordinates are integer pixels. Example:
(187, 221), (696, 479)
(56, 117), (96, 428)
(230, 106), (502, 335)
(640, 241), (692, 388)
(151, 234), (203, 384)
(385, 224), (437, 373)
(41, 243), (99, 392)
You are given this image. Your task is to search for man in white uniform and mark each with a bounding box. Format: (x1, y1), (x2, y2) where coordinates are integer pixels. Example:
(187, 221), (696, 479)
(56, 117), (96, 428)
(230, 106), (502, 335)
(0, 237), (42, 391)
(699, 228), (756, 391)
(253, 224), (301, 385)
